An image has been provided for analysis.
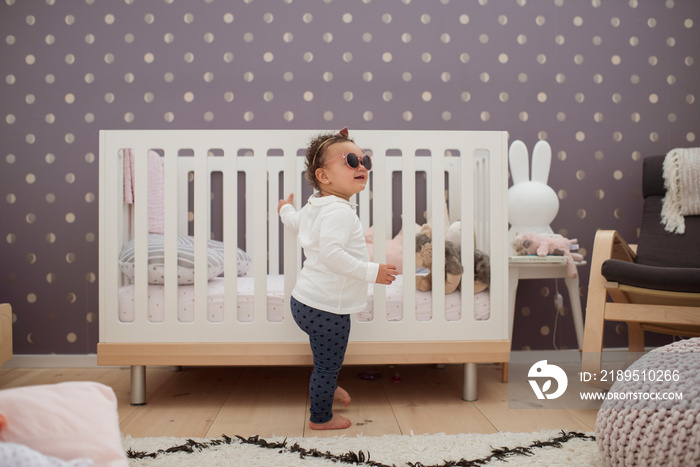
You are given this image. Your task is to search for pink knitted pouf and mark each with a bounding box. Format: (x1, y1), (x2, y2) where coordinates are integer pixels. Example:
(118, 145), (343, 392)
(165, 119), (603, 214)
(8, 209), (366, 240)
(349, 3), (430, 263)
(595, 338), (700, 466)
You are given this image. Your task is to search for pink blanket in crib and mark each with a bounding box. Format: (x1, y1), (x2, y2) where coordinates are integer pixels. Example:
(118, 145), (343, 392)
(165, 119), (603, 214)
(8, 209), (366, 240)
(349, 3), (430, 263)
(123, 149), (164, 233)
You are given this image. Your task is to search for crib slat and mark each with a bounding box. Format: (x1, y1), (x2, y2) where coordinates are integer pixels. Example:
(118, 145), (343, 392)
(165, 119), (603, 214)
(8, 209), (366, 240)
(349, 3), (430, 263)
(224, 148), (238, 323)
(193, 147), (210, 323)
(133, 147), (150, 325)
(268, 164), (281, 276)
(163, 149), (179, 324)
(460, 146), (476, 321)
(401, 148), (416, 323)
(431, 148), (446, 318)
(369, 146), (388, 323)
(282, 146), (299, 320)
(251, 145), (268, 323)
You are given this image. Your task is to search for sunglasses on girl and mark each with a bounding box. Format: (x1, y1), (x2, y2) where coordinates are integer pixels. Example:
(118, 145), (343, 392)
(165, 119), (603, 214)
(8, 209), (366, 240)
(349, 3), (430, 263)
(321, 152), (373, 171)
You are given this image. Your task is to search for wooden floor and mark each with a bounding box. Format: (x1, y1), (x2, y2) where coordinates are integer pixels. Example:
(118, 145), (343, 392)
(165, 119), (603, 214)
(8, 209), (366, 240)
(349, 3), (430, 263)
(0, 363), (597, 439)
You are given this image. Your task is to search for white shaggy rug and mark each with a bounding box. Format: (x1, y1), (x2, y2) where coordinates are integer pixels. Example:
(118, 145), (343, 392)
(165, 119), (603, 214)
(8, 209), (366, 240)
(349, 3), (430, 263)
(123, 430), (604, 466)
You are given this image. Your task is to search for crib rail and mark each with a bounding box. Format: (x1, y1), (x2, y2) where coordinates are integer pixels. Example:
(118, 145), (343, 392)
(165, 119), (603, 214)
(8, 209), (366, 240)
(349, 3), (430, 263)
(99, 130), (508, 344)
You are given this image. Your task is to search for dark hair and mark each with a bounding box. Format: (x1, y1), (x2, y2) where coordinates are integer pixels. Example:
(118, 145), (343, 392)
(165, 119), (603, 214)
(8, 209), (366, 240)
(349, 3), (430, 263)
(304, 131), (353, 192)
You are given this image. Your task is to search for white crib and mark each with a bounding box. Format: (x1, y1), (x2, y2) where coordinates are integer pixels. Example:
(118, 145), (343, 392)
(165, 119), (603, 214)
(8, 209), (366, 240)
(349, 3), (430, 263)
(98, 129), (509, 405)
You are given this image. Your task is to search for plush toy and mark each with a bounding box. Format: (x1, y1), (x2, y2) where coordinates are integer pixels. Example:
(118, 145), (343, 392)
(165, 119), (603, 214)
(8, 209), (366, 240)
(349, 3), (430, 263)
(473, 249), (490, 293)
(415, 225), (463, 294)
(444, 221), (490, 293)
(513, 231), (583, 278)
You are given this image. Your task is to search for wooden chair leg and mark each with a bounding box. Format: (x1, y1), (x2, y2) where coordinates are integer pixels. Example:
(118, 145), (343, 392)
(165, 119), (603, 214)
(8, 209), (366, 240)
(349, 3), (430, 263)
(501, 362), (508, 383)
(581, 231), (617, 378)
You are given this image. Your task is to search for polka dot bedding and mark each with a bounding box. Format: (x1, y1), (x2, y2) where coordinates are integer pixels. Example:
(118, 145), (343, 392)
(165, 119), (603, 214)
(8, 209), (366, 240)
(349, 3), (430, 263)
(117, 274), (490, 324)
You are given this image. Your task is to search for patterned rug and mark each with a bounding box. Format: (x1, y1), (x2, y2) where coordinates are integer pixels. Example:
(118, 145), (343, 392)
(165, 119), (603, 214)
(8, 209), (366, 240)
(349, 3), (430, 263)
(124, 429), (604, 466)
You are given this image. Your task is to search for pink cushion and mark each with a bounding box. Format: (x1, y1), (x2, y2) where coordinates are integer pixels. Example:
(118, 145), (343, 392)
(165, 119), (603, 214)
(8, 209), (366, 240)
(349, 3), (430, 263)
(365, 227), (405, 274)
(0, 382), (128, 467)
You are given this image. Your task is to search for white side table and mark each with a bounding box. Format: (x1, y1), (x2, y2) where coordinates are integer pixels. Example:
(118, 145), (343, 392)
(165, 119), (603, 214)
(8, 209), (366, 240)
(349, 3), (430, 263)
(508, 257), (586, 350)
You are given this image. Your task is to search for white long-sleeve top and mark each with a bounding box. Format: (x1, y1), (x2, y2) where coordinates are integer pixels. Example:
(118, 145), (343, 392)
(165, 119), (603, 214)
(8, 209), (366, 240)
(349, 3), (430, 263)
(279, 193), (380, 314)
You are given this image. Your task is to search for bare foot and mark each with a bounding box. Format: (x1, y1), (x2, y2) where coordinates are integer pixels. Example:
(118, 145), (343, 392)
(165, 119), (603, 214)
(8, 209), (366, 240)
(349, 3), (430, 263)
(334, 386), (351, 407)
(309, 414), (352, 430)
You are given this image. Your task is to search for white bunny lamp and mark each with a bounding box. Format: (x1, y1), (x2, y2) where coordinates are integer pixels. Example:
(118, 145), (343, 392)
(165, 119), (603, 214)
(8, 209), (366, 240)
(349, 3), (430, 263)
(507, 140), (559, 254)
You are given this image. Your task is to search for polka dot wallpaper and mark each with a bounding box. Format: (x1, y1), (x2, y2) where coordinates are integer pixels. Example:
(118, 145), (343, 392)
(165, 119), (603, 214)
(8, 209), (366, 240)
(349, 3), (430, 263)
(1, 0), (699, 354)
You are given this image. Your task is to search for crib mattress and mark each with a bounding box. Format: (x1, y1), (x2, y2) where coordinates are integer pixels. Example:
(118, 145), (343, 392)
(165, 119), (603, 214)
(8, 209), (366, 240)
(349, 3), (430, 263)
(117, 274), (490, 324)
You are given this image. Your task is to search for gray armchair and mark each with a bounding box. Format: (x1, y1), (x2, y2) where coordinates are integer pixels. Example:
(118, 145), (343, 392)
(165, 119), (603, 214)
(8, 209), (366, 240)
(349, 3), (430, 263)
(582, 155), (700, 381)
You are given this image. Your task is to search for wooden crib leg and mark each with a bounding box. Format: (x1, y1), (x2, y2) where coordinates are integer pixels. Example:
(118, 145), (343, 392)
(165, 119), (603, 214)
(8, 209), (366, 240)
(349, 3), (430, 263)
(130, 365), (147, 406)
(463, 363), (478, 401)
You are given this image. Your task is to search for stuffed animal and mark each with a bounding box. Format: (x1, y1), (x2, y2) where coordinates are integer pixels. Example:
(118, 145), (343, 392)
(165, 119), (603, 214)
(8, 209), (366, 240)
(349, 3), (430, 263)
(415, 225), (463, 294)
(513, 231), (583, 278)
(473, 249), (490, 293)
(444, 221), (490, 293)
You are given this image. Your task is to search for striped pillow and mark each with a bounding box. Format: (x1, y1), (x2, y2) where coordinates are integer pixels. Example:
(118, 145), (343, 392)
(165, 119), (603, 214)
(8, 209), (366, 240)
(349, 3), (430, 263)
(236, 247), (252, 276)
(119, 235), (245, 285)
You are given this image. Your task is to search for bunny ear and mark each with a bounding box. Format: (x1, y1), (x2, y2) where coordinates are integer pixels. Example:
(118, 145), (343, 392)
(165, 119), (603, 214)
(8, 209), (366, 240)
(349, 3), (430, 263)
(508, 140), (529, 185)
(531, 140), (552, 184)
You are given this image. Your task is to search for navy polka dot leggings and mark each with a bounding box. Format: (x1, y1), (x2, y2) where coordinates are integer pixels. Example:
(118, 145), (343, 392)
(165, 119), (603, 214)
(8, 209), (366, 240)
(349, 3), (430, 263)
(290, 296), (351, 424)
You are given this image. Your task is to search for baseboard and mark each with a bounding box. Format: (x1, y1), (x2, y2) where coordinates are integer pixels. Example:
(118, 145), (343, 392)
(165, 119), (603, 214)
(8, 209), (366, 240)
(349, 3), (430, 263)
(3, 354), (99, 368)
